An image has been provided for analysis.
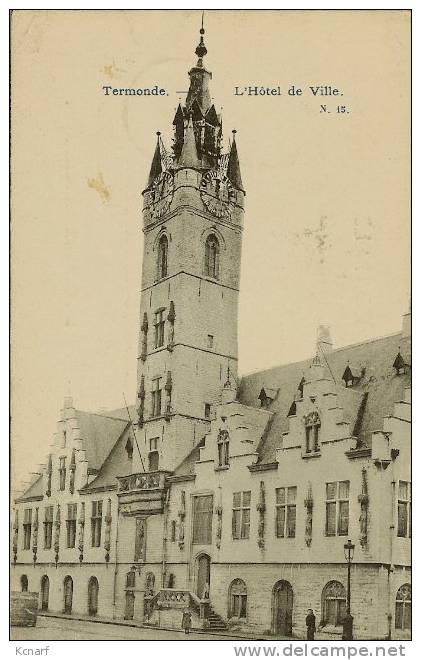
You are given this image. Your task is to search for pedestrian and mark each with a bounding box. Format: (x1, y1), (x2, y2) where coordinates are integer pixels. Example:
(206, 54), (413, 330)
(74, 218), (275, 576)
(182, 609), (192, 634)
(306, 609), (316, 640)
(202, 582), (210, 600)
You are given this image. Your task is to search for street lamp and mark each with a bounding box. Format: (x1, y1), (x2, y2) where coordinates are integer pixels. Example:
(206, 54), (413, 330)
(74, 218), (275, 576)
(343, 539), (355, 640)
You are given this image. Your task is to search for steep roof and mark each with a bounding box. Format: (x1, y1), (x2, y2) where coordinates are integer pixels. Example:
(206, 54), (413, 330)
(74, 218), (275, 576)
(15, 475), (43, 502)
(239, 332), (411, 463)
(75, 410), (129, 471)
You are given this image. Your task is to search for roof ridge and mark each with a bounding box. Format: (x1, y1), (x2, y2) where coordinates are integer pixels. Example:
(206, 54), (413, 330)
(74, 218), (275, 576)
(75, 409), (130, 422)
(240, 331), (402, 379)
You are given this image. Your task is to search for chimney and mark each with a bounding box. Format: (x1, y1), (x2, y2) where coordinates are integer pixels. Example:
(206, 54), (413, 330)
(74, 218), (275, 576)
(317, 324), (333, 355)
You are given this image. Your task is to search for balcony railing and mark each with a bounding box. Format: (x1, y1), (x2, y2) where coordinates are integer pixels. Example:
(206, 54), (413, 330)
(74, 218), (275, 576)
(117, 470), (169, 493)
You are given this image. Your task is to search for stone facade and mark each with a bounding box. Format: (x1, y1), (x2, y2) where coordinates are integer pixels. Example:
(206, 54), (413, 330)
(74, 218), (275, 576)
(12, 26), (411, 641)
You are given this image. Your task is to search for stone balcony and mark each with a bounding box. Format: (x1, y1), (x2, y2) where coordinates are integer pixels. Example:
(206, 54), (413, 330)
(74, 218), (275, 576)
(117, 470), (172, 516)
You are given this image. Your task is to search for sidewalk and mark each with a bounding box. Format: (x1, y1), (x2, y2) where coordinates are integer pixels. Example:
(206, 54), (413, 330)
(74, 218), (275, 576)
(38, 611), (276, 640)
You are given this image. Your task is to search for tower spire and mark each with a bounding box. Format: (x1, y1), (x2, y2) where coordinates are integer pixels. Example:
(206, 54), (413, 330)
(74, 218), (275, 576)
(195, 12), (207, 63)
(227, 130), (245, 192)
(146, 132), (163, 189)
(178, 114), (200, 168)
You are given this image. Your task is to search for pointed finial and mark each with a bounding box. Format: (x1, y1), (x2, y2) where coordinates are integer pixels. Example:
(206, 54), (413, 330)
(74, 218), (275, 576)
(195, 12), (207, 60)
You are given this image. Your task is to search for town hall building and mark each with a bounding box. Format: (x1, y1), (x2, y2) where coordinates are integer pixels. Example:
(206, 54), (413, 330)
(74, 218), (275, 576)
(12, 25), (411, 641)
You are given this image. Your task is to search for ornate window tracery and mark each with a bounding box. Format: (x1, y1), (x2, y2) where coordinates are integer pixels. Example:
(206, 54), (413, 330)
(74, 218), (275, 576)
(229, 579), (247, 619)
(322, 581), (346, 627)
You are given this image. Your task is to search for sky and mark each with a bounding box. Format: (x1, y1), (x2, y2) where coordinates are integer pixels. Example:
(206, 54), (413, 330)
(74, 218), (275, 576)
(11, 9), (410, 491)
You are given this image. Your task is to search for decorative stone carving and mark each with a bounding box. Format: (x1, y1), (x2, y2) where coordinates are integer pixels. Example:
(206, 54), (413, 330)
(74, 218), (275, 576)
(303, 411), (321, 427)
(137, 375), (145, 428)
(178, 490), (186, 550)
(304, 483), (314, 547)
(134, 517), (147, 562)
(13, 509), (18, 564)
(167, 301), (175, 351)
(46, 454), (52, 497)
(54, 504), (61, 567)
(140, 313), (148, 362)
(78, 502), (85, 564)
(215, 487), (223, 549)
(164, 371), (172, 421)
(69, 449), (76, 495)
(104, 498), (112, 563)
(358, 468), (369, 549)
(32, 508), (39, 565)
(257, 481), (266, 549)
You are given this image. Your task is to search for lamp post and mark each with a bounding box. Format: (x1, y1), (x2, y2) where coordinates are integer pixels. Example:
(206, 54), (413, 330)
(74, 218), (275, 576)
(342, 539), (355, 640)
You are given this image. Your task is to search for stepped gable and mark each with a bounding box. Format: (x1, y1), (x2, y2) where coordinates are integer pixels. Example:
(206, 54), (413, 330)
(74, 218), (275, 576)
(239, 331), (411, 464)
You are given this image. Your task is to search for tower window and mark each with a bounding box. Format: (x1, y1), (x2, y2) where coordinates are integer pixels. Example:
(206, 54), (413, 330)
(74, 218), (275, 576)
(207, 334), (214, 348)
(205, 234), (220, 279)
(157, 234), (168, 279)
(204, 403), (212, 419)
(151, 378), (162, 417)
(154, 309), (166, 348)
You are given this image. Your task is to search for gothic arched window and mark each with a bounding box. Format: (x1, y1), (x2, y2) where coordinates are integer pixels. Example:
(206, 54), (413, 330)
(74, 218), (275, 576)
(205, 234), (220, 279)
(395, 584), (411, 630)
(157, 235), (168, 280)
(321, 581), (346, 627)
(304, 411), (321, 454)
(229, 579), (247, 619)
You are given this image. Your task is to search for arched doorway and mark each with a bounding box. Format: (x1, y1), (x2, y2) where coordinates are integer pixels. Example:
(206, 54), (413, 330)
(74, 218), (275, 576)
(88, 577), (99, 616)
(195, 553), (211, 599)
(40, 575), (49, 611)
(125, 591), (135, 620)
(272, 580), (294, 636)
(63, 576), (73, 614)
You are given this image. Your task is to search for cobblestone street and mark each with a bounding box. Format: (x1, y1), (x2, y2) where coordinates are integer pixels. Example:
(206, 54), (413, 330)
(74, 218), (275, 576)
(11, 616), (253, 641)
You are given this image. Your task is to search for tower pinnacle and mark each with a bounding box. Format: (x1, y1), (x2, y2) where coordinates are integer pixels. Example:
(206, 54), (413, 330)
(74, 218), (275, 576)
(195, 12), (207, 63)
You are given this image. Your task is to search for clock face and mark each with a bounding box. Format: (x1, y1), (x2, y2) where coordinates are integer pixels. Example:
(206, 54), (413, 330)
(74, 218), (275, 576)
(200, 170), (236, 219)
(149, 171), (174, 219)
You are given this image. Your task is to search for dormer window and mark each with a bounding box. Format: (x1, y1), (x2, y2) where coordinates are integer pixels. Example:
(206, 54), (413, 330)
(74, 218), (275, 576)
(217, 430), (229, 467)
(297, 377), (305, 399)
(258, 387), (277, 409)
(304, 412), (321, 454)
(393, 352), (407, 376)
(287, 401), (297, 417)
(342, 364), (362, 387)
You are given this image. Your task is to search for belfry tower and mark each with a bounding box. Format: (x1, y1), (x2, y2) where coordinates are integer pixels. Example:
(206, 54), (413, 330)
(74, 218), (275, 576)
(135, 24), (245, 472)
